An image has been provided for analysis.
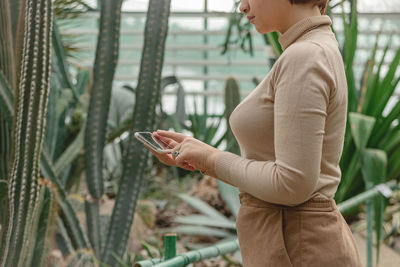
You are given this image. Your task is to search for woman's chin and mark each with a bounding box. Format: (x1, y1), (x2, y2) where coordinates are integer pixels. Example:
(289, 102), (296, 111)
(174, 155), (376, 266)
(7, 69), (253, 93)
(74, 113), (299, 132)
(254, 24), (274, 34)
(255, 28), (271, 34)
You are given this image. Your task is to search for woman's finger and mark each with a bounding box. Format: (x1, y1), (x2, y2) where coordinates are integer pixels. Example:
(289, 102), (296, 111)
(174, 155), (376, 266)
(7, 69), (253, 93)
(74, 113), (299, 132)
(171, 144), (182, 159)
(152, 132), (179, 148)
(174, 150), (193, 171)
(143, 143), (176, 166)
(156, 129), (187, 143)
(182, 161), (195, 171)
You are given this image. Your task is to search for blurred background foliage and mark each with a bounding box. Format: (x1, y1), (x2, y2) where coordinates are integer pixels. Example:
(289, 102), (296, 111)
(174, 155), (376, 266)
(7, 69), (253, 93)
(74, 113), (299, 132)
(0, 0), (400, 266)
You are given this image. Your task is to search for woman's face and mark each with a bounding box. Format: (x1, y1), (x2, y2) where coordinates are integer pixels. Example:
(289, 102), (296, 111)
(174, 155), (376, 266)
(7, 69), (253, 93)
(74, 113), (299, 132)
(239, 0), (290, 34)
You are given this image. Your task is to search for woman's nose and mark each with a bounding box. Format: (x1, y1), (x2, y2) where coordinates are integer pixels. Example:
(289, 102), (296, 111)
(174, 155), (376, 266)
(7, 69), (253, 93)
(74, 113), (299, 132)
(239, 1), (250, 14)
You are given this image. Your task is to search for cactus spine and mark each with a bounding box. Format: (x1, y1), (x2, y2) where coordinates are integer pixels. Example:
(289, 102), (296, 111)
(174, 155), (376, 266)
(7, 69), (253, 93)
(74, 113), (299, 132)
(101, 0), (172, 265)
(0, 0), (53, 265)
(84, 0), (123, 256)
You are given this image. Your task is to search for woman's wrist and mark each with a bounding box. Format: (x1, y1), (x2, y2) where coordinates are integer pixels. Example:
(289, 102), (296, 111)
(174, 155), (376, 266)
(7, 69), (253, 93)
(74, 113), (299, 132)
(201, 150), (222, 177)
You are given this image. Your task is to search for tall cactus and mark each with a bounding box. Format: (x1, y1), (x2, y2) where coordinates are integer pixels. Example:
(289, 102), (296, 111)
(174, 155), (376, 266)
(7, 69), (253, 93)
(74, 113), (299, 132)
(84, 0), (123, 256)
(0, 0), (17, 261)
(0, 0), (16, 183)
(224, 77), (241, 155)
(0, 0), (54, 265)
(101, 0), (171, 265)
(0, 0), (16, 253)
(26, 180), (57, 267)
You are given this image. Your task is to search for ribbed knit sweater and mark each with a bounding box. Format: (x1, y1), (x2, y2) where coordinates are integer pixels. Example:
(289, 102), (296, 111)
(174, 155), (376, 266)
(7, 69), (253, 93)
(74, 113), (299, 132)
(214, 15), (348, 206)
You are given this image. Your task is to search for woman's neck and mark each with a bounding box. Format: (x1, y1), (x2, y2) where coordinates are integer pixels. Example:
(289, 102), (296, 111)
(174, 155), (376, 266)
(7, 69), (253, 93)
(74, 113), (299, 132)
(278, 6), (322, 34)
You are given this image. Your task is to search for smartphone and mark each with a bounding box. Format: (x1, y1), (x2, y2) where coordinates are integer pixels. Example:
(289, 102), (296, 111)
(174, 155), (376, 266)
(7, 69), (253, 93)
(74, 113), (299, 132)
(134, 131), (174, 154)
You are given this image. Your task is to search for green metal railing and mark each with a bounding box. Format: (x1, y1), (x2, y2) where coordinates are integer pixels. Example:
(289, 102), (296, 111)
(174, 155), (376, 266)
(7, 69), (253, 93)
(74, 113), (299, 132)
(133, 180), (398, 267)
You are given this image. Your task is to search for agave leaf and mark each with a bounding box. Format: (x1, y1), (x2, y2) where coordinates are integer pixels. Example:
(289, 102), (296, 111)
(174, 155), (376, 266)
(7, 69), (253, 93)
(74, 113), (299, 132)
(140, 240), (155, 259)
(172, 215), (236, 229)
(159, 225), (234, 238)
(264, 31), (282, 57)
(217, 180), (241, 218)
(360, 149), (386, 185)
(381, 128), (400, 152)
(111, 251), (129, 267)
(365, 40), (390, 116)
(213, 129), (228, 150)
(54, 123), (85, 177)
(52, 21), (76, 98)
(108, 86), (135, 130)
(348, 112), (376, 151)
(40, 151), (91, 250)
(372, 48), (400, 117)
(360, 148), (387, 265)
(30, 183), (57, 267)
(336, 151), (361, 202)
(0, 71), (14, 122)
(371, 93), (400, 147)
(44, 75), (61, 160)
(55, 216), (74, 257)
(387, 148), (400, 181)
(0, 180), (7, 201)
(64, 249), (96, 267)
(359, 32), (379, 114)
(340, 0), (358, 113)
(177, 193), (231, 223)
(75, 69), (90, 95)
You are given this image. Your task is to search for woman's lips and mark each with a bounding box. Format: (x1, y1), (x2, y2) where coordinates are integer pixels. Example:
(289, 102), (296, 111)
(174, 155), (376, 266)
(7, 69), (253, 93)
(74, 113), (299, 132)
(247, 16), (255, 23)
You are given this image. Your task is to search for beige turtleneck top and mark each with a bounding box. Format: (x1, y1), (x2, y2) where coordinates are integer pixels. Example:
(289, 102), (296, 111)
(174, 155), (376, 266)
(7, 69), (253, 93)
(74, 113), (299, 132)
(213, 15), (348, 206)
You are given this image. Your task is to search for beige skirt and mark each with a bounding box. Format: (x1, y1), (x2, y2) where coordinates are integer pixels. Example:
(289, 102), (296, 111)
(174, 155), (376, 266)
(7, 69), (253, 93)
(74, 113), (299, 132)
(236, 192), (362, 267)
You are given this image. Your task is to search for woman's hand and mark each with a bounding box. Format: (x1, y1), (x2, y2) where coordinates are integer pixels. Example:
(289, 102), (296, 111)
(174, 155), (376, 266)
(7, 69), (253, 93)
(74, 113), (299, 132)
(153, 129), (222, 176)
(144, 131), (195, 171)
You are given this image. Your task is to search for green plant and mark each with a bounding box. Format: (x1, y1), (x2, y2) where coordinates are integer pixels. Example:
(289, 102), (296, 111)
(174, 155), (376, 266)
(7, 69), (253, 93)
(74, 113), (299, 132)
(84, 0), (123, 257)
(156, 193), (241, 263)
(0, 0), (55, 266)
(336, 1), (400, 202)
(348, 112), (388, 265)
(53, 0), (96, 58)
(224, 76), (241, 155)
(215, 77), (243, 219)
(160, 193), (237, 238)
(222, 0), (282, 60)
(100, 1), (172, 266)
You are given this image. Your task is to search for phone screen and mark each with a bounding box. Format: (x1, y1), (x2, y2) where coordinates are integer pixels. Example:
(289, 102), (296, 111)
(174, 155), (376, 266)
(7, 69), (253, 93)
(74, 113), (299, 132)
(134, 132), (173, 153)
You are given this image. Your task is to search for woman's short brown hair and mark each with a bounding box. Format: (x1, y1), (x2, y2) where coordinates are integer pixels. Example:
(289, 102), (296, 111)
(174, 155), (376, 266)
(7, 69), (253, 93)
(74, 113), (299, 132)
(288, 0), (329, 15)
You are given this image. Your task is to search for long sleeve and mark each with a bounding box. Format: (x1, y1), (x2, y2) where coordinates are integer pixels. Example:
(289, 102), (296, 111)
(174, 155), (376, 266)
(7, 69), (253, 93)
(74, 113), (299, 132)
(214, 42), (336, 206)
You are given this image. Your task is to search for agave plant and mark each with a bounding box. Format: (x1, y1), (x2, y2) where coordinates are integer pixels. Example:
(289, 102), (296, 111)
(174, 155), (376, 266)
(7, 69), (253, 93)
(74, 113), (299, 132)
(336, 0), (400, 202)
(158, 193), (240, 256)
(347, 112), (389, 265)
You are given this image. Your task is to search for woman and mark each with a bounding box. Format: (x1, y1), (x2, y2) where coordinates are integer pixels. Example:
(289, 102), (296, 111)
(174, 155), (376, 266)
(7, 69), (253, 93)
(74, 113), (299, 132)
(146, 0), (362, 266)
